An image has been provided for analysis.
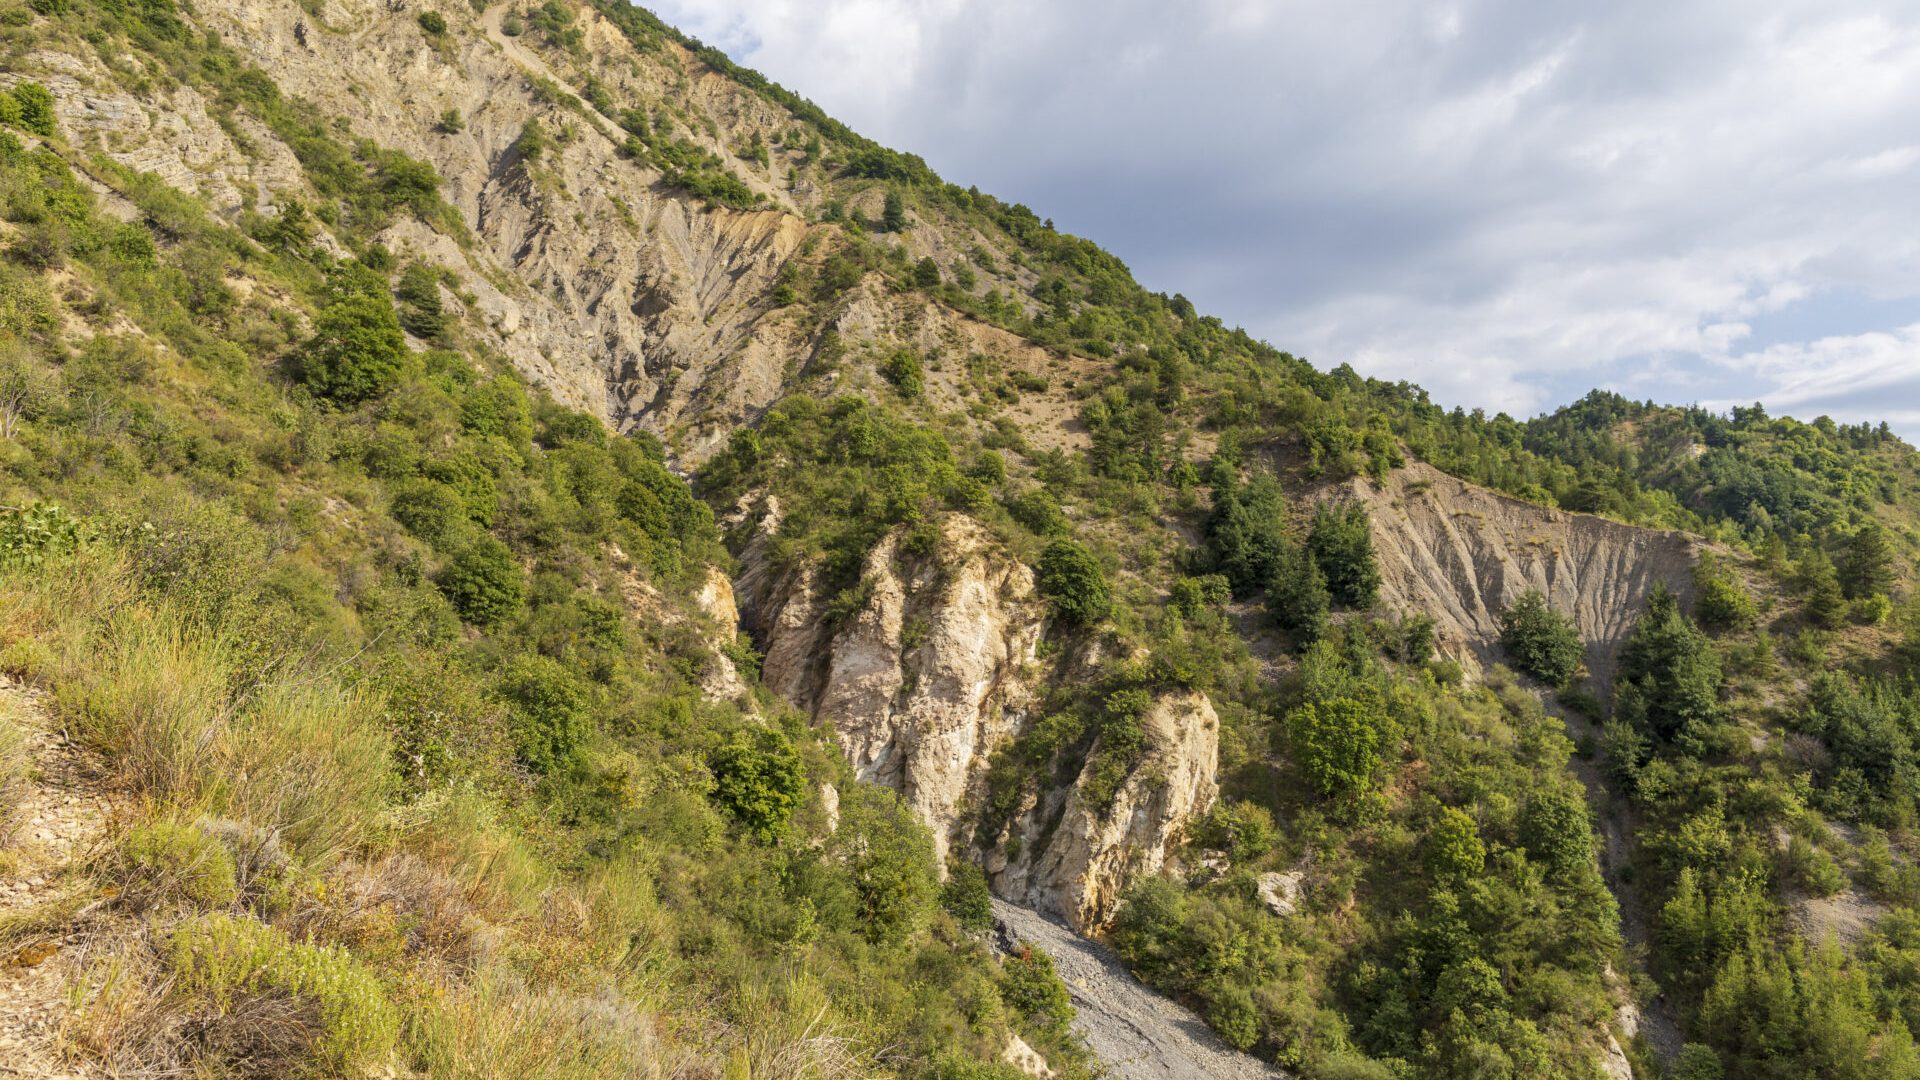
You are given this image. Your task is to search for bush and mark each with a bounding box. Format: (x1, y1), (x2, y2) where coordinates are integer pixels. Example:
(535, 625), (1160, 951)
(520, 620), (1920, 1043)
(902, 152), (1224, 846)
(437, 536), (524, 627)
(1036, 538), (1110, 626)
(708, 727), (806, 841)
(495, 654), (590, 774)
(8, 82), (55, 137)
(0, 502), (87, 569)
(827, 783), (937, 944)
(167, 912), (400, 1073)
(417, 9), (447, 33)
(940, 861), (994, 932)
(116, 817), (239, 909)
(1425, 806), (1485, 886)
(1691, 552), (1756, 633)
(388, 479), (468, 547)
(1290, 697), (1381, 799)
(300, 286), (406, 404)
(882, 348), (924, 398)
(1006, 488), (1068, 536)
(1498, 589), (1582, 686)
(1000, 944), (1074, 1041)
(1267, 541), (1330, 647)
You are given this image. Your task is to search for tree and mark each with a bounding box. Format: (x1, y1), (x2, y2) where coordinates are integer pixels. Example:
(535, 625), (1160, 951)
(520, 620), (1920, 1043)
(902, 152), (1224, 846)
(1290, 697), (1381, 799)
(1617, 585), (1721, 743)
(1037, 538), (1110, 626)
(1206, 474), (1290, 596)
(300, 271), (406, 404)
(1498, 590), (1583, 686)
(882, 189), (908, 231)
(496, 655), (590, 773)
(1425, 806), (1486, 887)
(827, 784), (937, 944)
(913, 256), (941, 288)
(709, 727), (806, 841)
(1267, 541), (1331, 648)
(1693, 552), (1757, 632)
(940, 862), (994, 933)
(1799, 550), (1849, 628)
(1520, 788), (1593, 882)
(1308, 502), (1380, 609)
(1838, 523), (1896, 600)
(437, 535), (524, 627)
(1001, 944), (1076, 1041)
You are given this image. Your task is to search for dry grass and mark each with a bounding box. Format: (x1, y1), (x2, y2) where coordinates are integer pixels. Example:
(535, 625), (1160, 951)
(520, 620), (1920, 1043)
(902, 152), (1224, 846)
(0, 701), (26, 846)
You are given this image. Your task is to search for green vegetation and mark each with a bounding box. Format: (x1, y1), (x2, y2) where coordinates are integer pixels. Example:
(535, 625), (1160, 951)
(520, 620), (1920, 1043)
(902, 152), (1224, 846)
(4, 0), (1919, 1076)
(1498, 590), (1583, 686)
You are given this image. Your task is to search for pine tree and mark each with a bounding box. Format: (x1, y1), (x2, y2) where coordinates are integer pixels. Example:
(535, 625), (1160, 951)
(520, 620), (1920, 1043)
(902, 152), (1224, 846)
(1838, 523), (1896, 600)
(882, 189), (908, 231)
(1617, 585), (1721, 743)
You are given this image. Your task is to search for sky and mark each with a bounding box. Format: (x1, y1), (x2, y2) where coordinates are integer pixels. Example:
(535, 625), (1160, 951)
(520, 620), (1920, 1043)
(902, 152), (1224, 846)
(648, 0), (1920, 435)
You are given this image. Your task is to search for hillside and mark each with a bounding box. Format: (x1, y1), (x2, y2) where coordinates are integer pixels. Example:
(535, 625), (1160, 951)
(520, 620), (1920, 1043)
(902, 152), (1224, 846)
(2, 0), (1919, 1078)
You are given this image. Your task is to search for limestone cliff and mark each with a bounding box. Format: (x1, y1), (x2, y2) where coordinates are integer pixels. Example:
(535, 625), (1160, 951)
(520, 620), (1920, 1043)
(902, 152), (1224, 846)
(735, 507), (1216, 929)
(985, 691), (1220, 932)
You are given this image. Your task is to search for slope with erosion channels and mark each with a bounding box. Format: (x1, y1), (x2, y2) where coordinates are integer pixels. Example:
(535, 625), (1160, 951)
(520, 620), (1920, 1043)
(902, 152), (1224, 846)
(1341, 460), (1702, 683)
(6, 0), (1920, 1077)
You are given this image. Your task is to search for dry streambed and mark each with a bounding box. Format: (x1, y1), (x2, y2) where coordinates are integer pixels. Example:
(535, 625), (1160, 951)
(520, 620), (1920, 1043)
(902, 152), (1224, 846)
(991, 899), (1284, 1080)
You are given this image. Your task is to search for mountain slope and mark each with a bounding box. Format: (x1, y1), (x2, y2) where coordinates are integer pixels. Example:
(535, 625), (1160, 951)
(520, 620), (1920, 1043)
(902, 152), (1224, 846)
(3, 0), (1920, 1078)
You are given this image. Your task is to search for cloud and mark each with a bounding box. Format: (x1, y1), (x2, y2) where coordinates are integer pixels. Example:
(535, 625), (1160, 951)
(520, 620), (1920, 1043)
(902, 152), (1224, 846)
(648, 0), (1920, 435)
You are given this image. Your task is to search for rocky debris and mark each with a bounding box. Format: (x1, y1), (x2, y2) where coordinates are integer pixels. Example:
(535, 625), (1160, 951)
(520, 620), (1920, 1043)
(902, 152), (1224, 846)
(1791, 889), (1888, 947)
(1341, 461), (1700, 685)
(991, 900), (1284, 1080)
(0, 679), (113, 1080)
(1256, 870), (1305, 917)
(989, 691), (1221, 933)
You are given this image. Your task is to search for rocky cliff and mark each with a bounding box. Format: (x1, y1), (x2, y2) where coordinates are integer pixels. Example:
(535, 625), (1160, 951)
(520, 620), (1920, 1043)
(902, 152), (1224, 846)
(735, 506), (1216, 929)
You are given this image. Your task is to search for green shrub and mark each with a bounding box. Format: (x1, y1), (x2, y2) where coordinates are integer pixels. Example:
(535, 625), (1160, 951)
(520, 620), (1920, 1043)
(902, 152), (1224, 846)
(1425, 806), (1485, 887)
(8, 82), (55, 137)
(495, 654), (590, 774)
(1693, 553), (1757, 632)
(1170, 574), (1232, 618)
(417, 9), (447, 33)
(1519, 788), (1592, 882)
(1267, 541), (1331, 648)
(387, 479), (468, 547)
(0, 502), (87, 569)
(437, 536), (524, 627)
(300, 282), (407, 404)
(1036, 538), (1109, 626)
(116, 817), (239, 908)
(1000, 944), (1073, 1041)
(882, 348), (924, 398)
(167, 912), (400, 1073)
(1289, 697), (1381, 800)
(940, 861), (994, 933)
(1498, 589), (1582, 686)
(1006, 488), (1068, 536)
(708, 726), (806, 841)
(827, 783), (937, 944)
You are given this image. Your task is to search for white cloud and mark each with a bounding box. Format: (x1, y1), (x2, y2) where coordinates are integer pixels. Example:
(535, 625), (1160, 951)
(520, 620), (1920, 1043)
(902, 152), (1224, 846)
(648, 0), (1920, 436)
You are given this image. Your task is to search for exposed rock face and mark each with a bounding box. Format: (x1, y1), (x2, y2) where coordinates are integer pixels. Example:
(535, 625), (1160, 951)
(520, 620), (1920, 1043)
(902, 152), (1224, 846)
(1257, 870), (1305, 917)
(737, 512), (1045, 867)
(987, 691), (1220, 933)
(737, 510), (1218, 929)
(1341, 461), (1701, 684)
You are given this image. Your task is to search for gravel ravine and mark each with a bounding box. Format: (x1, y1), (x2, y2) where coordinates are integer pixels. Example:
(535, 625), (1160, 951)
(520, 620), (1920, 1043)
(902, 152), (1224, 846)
(992, 899), (1286, 1080)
